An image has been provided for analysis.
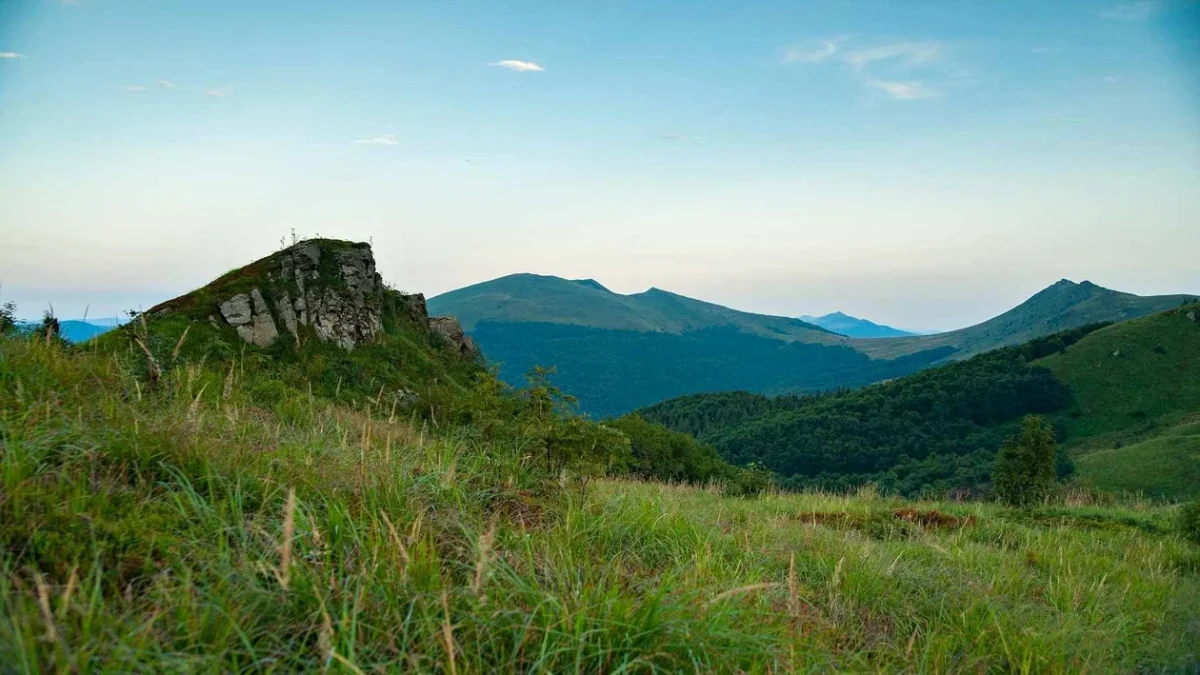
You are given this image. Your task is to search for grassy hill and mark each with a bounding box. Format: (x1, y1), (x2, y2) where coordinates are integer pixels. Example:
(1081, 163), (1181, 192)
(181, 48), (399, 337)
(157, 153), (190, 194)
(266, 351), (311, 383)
(855, 279), (1194, 360)
(2, 333), (1197, 671)
(642, 306), (1200, 500)
(430, 275), (1194, 415)
(1035, 306), (1200, 498)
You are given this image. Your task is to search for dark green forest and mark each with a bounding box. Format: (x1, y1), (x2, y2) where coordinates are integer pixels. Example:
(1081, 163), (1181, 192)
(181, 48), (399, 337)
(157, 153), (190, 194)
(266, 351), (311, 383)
(639, 324), (1108, 496)
(470, 322), (954, 417)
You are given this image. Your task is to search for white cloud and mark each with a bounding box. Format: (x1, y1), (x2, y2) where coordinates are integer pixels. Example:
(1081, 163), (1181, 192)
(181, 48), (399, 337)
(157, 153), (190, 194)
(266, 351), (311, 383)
(1099, 1), (1161, 20)
(204, 88), (227, 98)
(352, 134), (398, 146)
(157, 80), (181, 89)
(489, 59), (545, 72)
(1103, 74), (1124, 84)
(782, 37), (845, 64)
(867, 79), (938, 100)
(842, 41), (943, 71)
(124, 85), (147, 92)
(0, 52), (26, 59)
(1032, 46), (1064, 54)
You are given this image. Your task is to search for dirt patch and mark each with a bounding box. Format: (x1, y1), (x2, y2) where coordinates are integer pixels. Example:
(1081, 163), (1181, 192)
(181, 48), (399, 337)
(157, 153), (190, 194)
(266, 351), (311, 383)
(491, 490), (545, 528)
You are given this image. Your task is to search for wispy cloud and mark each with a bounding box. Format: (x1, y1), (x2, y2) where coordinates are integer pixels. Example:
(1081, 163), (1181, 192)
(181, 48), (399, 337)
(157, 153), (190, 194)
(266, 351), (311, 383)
(204, 88), (227, 98)
(1031, 46), (1065, 54)
(868, 79), (938, 100)
(841, 41), (943, 71)
(784, 37), (949, 102)
(1099, 1), (1161, 20)
(1103, 74), (1124, 84)
(0, 52), (26, 60)
(123, 85), (147, 92)
(157, 80), (181, 89)
(352, 134), (398, 146)
(489, 59), (545, 72)
(782, 37), (845, 64)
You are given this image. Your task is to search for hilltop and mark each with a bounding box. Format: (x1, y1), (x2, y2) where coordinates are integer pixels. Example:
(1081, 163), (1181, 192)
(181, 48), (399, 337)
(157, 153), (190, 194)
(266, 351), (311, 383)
(429, 274), (1194, 416)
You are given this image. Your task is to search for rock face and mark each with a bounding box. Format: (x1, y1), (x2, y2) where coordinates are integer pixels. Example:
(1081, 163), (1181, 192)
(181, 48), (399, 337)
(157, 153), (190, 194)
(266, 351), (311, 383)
(429, 316), (477, 358)
(173, 239), (477, 358)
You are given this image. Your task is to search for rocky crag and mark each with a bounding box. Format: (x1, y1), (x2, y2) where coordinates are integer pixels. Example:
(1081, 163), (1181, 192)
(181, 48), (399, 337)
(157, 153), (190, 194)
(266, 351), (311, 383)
(146, 239), (476, 357)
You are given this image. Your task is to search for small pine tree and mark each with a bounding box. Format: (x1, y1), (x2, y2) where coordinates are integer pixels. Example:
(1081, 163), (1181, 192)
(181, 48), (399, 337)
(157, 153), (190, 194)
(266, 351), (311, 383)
(992, 415), (1058, 507)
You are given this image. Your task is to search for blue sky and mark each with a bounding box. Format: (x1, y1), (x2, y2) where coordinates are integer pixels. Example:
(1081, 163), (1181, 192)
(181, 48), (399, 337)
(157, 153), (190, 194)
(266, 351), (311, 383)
(1, 0), (1198, 329)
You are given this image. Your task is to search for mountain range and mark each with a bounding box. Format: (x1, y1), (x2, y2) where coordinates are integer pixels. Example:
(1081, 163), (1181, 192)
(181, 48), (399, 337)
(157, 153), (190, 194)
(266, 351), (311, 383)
(429, 275), (1196, 416)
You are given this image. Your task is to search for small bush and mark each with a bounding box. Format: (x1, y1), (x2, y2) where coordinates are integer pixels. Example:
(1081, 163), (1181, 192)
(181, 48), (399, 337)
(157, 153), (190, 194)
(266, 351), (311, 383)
(993, 415), (1058, 507)
(1179, 501), (1200, 545)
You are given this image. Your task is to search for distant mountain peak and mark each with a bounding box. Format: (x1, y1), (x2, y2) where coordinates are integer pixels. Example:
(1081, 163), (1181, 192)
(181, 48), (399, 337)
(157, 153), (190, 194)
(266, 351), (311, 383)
(799, 311), (915, 339)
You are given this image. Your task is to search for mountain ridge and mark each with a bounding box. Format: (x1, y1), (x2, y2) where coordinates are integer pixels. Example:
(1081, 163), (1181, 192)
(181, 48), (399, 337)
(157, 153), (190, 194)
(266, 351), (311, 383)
(799, 311), (917, 338)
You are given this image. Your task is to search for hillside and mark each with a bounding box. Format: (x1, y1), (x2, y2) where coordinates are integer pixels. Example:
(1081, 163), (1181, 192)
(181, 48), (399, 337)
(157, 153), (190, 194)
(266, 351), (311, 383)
(641, 306), (1200, 499)
(430, 275), (1194, 415)
(2, 329), (1198, 671)
(800, 311), (916, 338)
(429, 273), (839, 342)
(853, 279), (1194, 360)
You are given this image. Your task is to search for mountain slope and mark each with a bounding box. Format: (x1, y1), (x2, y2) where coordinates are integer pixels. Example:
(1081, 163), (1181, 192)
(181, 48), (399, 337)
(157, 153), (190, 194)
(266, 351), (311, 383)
(853, 279), (1195, 360)
(429, 273), (839, 343)
(640, 305), (1200, 498)
(800, 311), (916, 338)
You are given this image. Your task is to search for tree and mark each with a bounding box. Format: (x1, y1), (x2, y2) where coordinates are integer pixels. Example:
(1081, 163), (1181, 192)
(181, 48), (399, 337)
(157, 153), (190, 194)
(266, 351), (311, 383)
(0, 299), (15, 335)
(992, 415), (1058, 506)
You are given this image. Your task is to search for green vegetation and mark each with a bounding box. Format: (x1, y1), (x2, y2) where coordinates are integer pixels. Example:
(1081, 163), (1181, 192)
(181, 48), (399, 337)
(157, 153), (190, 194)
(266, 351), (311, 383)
(645, 307), (1200, 501)
(2, 338), (1198, 671)
(430, 274), (1192, 415)
(640, 325), (1102, 496)
(992, 416), (1058, 507)
(1180, 501), (1200, 545)
(2, 254), (1197, 670)
(1073, 422), (1200, 500)
(468, 322), (952, 417)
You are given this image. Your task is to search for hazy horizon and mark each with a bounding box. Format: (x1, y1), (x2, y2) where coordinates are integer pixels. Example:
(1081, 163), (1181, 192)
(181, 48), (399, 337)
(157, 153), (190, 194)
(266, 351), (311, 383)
(2, 0), (1198, 330)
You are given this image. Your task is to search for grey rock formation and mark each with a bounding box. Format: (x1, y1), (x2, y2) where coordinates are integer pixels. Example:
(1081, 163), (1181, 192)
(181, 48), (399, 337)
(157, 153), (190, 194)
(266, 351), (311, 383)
(207, 240), (478, 358)
(219, 294), (253, 327)
(430, 316), (477, 358)
(240, 288), (279, 348)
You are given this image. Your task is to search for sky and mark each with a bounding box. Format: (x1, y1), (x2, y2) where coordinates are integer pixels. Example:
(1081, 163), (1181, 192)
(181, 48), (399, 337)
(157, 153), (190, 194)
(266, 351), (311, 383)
(1, 0), (1198, 331)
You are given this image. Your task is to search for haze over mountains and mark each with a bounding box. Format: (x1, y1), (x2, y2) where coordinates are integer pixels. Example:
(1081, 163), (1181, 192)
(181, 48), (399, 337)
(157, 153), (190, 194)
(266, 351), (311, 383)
(429, 275), (1196, 416)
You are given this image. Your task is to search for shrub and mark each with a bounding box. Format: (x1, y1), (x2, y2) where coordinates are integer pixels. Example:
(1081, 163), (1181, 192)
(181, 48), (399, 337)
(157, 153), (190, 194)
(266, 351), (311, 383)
(1179, 501), (1200, 545)
(992, 415), (1058, 507)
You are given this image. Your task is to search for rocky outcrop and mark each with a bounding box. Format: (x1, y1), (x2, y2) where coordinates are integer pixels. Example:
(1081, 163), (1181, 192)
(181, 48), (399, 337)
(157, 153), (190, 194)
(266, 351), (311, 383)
(218, 289), (280, 348)
(167, 239), (479, 358)
(429, 316), (477, 358)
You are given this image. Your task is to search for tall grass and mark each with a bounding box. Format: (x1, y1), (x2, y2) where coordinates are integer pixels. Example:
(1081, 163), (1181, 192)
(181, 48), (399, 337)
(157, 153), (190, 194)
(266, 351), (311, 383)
(1, 336), (1197, 672)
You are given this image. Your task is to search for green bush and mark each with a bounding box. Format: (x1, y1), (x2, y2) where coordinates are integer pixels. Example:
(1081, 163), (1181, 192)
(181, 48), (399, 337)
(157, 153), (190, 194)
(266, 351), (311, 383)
(1179, 501), (1200, 545)
(993, 415), (1058, 507)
